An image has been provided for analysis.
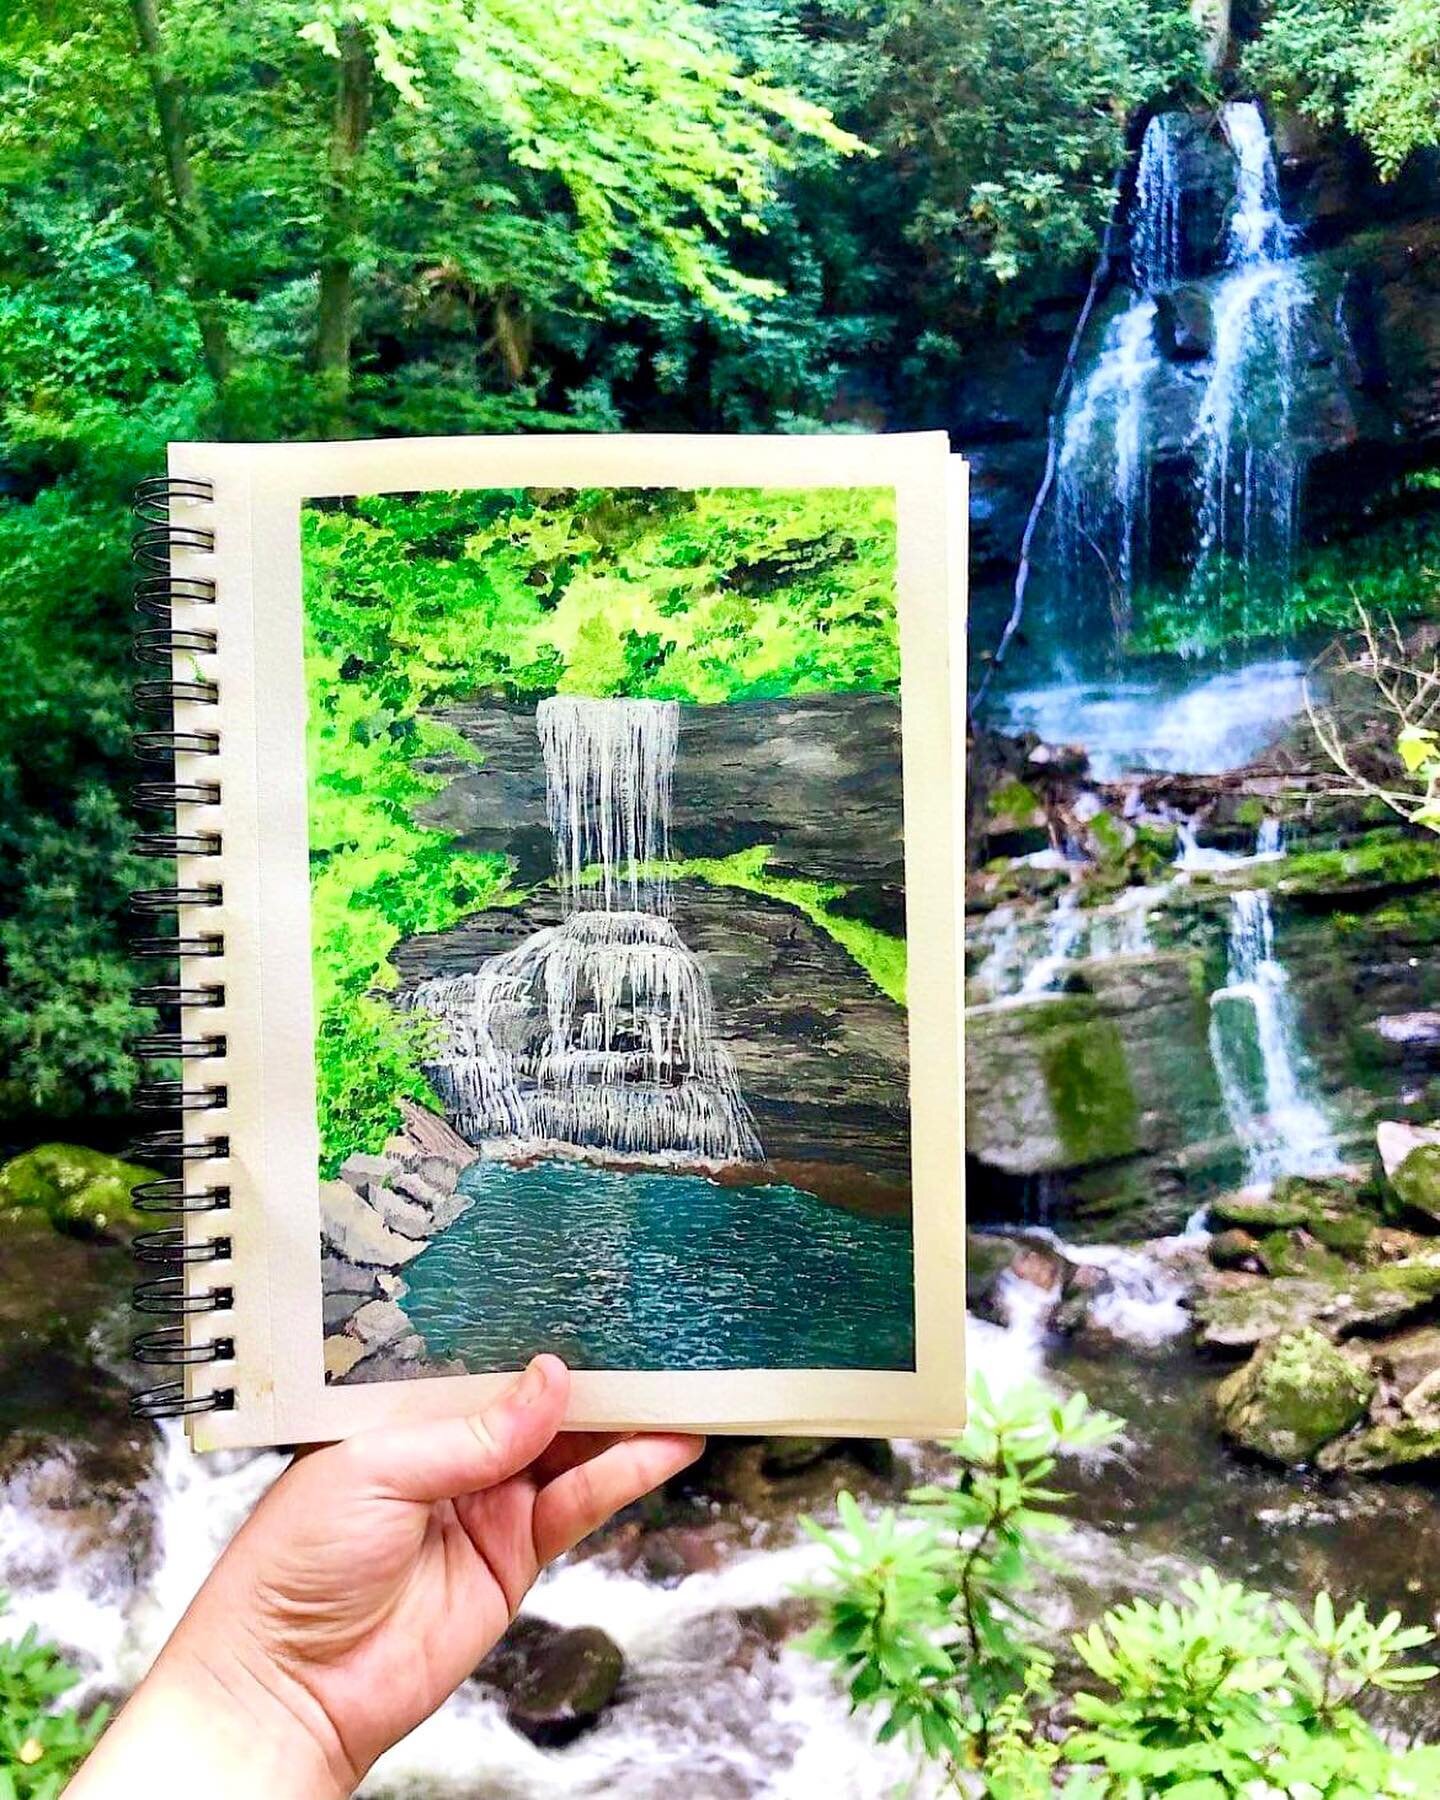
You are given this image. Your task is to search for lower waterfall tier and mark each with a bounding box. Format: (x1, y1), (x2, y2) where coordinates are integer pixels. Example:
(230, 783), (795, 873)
(407, 911), (764, 1165)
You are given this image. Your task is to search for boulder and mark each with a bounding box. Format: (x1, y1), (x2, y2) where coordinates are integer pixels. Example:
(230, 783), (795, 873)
(1374, 1013), (1440, 1051)
(366, 1184), (441, 1241)
(1387, 1142), (1440, 1229)
(323, 1335), (365, 1380)
(1318, 1418), (1440, 1475)
(346, 1298), (416, 1353)
(0, 1144), (149, 1238)
(338, 1153), (392, 1199)
(318, 1181), (429, 1269)
(1374, 1323), (1440, 1398)
(396, 1098), (479, 1173)
(1195, 1257), (1440, 1349)
(1215, 1328), (1374, 1466)
(391, 1171), (469, 1231)
(476, 1618), (625, 1747)
(1208, 1228), (1265, 1272)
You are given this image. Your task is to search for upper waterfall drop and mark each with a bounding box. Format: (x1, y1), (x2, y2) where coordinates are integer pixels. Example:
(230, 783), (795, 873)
(1189, 101), (1309, 601)
(1132, 113), (1184, 294)
(537, 694), (679, 914)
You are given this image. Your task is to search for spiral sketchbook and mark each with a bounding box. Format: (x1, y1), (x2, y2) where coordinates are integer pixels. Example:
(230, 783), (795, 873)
(131, 432), (968, 1450)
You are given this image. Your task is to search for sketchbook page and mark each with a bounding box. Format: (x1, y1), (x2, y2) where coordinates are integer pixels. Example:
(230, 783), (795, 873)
(171, 433), (965, 1450)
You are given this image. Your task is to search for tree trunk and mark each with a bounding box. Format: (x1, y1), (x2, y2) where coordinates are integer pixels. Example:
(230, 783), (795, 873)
(127, 0), (233, 395)
(316, 25), (374, 429)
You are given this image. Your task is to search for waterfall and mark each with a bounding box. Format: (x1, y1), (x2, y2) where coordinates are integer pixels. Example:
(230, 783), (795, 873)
(538, 696), (678, 913)
(1019, 889), (1086, 995)
(410, 698), (763, 1166)
(1055, 300), (1161, 618)
(971, 888), (1155, 1004)
(1207, 890), (1339, 1184)
(1190, 102), (1308, 602)
(1132, 114), (1184, 293)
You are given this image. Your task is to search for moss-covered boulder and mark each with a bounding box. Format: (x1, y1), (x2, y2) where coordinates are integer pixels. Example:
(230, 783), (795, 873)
(1210, 1190), (1316, 1232)
(1389, 1144), (1440, 1230)
(0, 1144), (148, 1237)
(1318, 1417), (1440, 1475)
(1215, 1329), (1374, 1466)
(1208, 1228), (1265, 1271)
(1196, 1256), (1440, 1349)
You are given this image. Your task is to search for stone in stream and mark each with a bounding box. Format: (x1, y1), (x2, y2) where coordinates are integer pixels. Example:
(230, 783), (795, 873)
(1195, 1254), (1440, 1350)
(1215, 1328), (1374, 1466)
(1382, 1135), (1440, 1230)
(1155, 284), (1214, 361)
(475, 1617), (625, 1747)
(1207, 1227), (1266, 1272)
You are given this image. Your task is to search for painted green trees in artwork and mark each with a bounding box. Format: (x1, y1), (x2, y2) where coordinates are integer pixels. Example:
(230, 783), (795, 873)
(303, 485), (899, 1169)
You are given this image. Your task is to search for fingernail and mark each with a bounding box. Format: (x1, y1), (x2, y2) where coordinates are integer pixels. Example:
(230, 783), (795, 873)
(513, 1357), (548, 1408)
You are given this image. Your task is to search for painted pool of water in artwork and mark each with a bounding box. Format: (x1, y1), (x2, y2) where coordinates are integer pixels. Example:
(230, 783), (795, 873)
(399, 1159), (916, 1372)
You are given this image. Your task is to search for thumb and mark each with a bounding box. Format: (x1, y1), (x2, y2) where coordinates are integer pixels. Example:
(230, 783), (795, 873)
(344, 1354), (571, 1503)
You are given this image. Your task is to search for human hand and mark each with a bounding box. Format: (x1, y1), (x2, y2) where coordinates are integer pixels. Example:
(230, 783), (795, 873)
(71, 1355), (702, 1798)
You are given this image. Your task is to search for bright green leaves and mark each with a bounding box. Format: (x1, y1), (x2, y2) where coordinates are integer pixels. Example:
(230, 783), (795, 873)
(0, 1593), (107, 1798)
(800, 1376), (1123, 1774)
(299, 0), (865, 321)
(803, 1379), (1440, 1797)
(1069, 1567), (1440, 1796)
(1245, 0), (1440, 177)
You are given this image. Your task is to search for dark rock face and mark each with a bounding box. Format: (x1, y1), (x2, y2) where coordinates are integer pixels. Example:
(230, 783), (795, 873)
(395, 878), (911, 1181)
(1155, 285), (1214, 362)
(420, 691), (904, 890)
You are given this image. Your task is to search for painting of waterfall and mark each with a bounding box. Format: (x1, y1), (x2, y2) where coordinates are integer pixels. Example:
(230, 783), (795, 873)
(297, 451), (963, 1404)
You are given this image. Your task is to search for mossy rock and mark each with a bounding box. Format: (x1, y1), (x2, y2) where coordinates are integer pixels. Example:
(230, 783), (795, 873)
(1208, 1227), (1264, 1271)
(986, 778), (1043, 824)
(1210, 1191), (1315, 1232)
(1271, 1173), (1374, 1215)
(1215, 1328), (1374, 1466)
(1390, 1144), (1440, 1228)
(1084, 809), (1131, 865)
(1196, 1256), (1440, 1348)
(1318, 1418), (1440, 1475)
(0, 1144), (149, 1238)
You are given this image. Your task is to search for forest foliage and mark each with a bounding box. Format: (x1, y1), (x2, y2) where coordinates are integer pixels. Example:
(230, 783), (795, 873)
(304, 483), (900, 1167)
(2, 0), (1440, 1132)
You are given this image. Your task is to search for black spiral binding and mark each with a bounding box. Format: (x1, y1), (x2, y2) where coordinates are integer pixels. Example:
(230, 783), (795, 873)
(128, 475), (236, 1423)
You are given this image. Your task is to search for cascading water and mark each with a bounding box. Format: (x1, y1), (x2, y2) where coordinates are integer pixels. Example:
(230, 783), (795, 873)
(410, 697), (763, 1166)
(1054, 300), (1161, 621)
(1190, 102), (1308, 602)
(1132, 112), (1184, 294)
(1050, 114), (1185, 628)
(1004, 102), (1317, 777)
(1208, 889), (1340, 1183)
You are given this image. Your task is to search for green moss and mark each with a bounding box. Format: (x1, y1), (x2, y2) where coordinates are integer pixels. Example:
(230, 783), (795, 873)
(987, 778), (1042, 821)
(1087, 809), (1127, 862)
(641, 845), (907, 1005)
(1038, 1014), (1139, 1166)
(1321, 1419), (1440, 1474)
(1265, 832), (1440, 898)
(1215, 1327), (1374, 1467)
(1211, 1192), (1315, 1232)
(1234, 797), (1265, 828)
(0, 1144), (150, 1237)
(1391, 1144), (1440, 1224)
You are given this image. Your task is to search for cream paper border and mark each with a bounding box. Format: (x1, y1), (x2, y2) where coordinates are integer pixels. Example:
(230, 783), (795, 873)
(169, 433), (967, 1450)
